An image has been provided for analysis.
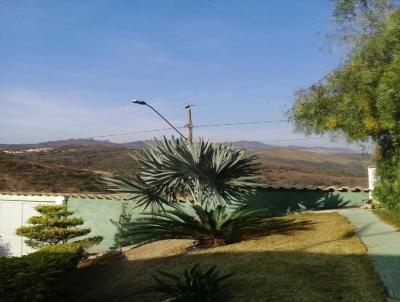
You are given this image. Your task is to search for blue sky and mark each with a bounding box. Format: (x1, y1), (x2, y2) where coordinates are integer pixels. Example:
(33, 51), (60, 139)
(0, 0), (360, 148)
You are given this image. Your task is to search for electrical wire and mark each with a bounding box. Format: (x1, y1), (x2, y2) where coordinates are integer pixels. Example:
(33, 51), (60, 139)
(258, 137), (327, 143)
(194, 119), (288, 128)
(90, 127), (175, 139)
(17, 119), (331, 144)
(87, 119), (289, 139)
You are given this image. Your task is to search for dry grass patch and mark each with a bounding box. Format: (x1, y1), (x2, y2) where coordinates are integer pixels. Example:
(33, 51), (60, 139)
(67, 213), (386, 302)
(373, 208), (400, 230)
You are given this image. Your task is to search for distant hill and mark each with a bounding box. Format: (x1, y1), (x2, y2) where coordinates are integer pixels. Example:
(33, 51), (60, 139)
(11, 144), (141, 175)
(287, 145), (358, 154)
(253, 147), (371, 187)
(0, 138), (372, 192)
(124, 141), (148, 149)
(0, 138), (361, 153)
(0, 152), (105, 193)
(231, 141), (274, 150)
(37, 138), (120, 147)
(231, 140), (358, 153)
(0, 138), (119, 149)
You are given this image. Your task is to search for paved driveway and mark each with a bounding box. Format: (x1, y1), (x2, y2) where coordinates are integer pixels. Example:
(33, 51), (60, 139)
(338, 209), (400, 300)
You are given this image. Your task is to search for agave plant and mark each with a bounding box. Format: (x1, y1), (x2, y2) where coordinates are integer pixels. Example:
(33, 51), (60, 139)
(146, 263), (234, 302)
(105, 137), (260, 211)
(115, 203), (277, 248)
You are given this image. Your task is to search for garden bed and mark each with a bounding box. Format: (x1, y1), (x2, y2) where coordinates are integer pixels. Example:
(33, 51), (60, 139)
(66, 212), (386, 302)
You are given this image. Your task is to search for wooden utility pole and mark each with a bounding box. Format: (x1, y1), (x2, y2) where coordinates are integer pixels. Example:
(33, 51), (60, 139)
(185, 105), (194, 145)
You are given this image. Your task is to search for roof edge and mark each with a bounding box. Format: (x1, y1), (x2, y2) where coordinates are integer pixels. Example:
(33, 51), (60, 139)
(0, 192), (128, 200)
(254, 184), (369, 192)
(0, 184), (370, 199)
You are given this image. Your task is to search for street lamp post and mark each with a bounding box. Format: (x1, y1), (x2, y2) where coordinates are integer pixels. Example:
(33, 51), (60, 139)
(131, 100), (187, 140)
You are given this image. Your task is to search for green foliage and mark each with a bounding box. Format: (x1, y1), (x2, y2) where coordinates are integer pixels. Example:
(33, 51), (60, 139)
(117, 203), (279, 248)
(291, 8), (400, 145)
(16, 204), (102, 248)
(74, 236), (104, 250)
(374, 156), (400, 212)
(0, 243), (83, 302)
(145, 264), (233, 302)
(110, 202), (133, 249)
(292, 11), (400, 142)
(291, 9), (400, 212)
(105, 137), (260, 211)
(331, 0), (399, 45)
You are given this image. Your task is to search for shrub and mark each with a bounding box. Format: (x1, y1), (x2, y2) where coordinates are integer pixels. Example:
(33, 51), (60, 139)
(118, 203), (279, 248)
(374, 157), (400, 214)
(0, 243), (83, 302)
(145, 263), (233, 302)
(110, 202), (133, 250)
(16, 204), (102, 248)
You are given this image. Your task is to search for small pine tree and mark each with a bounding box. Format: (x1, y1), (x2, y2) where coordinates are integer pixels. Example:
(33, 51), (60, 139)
(111, 202), (133, 251)
(16, 204), (102, 248)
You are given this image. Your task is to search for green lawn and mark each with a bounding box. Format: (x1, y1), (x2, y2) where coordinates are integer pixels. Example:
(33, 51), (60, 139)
(66, 212), (386, 302)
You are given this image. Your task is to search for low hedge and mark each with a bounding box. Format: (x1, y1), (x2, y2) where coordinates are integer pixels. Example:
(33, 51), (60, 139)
(0, 243), (83, 302)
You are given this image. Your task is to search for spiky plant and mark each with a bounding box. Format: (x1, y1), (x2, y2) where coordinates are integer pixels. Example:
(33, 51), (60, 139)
(110, 202), (134, 250)
(114, 203), (280, 248)
(146, 263), (233, 302)
(105, 137), (260, 211)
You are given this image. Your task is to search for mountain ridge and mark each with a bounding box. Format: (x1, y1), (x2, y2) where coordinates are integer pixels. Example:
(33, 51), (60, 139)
(0, 138), (360, 154)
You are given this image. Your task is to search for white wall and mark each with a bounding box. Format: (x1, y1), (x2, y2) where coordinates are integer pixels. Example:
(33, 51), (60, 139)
(0, 195), (64, 257)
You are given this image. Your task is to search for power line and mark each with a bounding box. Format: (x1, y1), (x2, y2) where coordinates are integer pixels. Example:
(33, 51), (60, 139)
(24, 119), (332, 144)
(85, 121), (333, 144)
(8, 118), (341, 146)
(23, 119), (335, 146)
(194, 119), (288, 128)
(88, 119), (289, 140)
(90, 127), (175, 139)
(87, 121), (328, 145)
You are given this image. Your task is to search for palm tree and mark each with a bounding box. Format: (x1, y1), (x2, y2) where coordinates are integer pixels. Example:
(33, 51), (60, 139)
(145, 263), (234, 302)
(112, 203), (309, 248)
(105, 136), (270, 248)
(105, 137), (261, 211)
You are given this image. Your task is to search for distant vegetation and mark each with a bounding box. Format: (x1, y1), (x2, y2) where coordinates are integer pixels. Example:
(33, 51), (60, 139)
(254, 148), (371, 187)
(0, 152), (105, 193)
(0, 140), (371, 193)
(17, 144), (141, 175)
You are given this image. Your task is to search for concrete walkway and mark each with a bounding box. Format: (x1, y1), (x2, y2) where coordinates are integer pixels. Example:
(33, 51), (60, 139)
(338, 208), (400, 300)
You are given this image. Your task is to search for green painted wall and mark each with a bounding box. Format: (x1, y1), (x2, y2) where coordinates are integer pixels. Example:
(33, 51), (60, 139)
(246, 189), (368, 214)
(66, 189), (368, 253)
(1, 190), (368, 254)
(67, 197), (124, 253)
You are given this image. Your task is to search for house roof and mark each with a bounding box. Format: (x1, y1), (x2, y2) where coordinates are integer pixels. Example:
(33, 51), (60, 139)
(0, 192), (128, 200)
(255, 184), (370, 192)
(0, 185), (370, 201)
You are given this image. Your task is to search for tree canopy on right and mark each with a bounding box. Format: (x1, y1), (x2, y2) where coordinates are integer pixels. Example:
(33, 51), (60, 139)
(290, 0), (400, 211)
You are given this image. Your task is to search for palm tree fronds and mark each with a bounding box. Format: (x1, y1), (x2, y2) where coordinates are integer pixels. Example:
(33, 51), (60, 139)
(144, 263), (234, 302)
(104, 137), (261, 209)
(102, 172), (175, 212)
(114, 203), (277, 248)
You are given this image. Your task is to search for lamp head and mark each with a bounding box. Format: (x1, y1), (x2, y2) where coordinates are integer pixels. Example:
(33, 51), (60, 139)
(132, 99), (147, 105)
